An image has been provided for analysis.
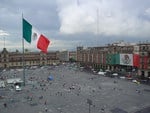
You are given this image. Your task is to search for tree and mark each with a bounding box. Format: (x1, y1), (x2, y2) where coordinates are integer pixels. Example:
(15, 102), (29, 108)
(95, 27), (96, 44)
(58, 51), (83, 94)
(25, 49), (29, 53)
(16, 49), (19, 53)
(69, 58), (76, 62)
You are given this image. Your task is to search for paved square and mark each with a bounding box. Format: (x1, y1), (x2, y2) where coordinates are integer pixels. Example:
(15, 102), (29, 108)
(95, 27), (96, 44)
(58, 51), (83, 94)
(0, 64), (150, 113)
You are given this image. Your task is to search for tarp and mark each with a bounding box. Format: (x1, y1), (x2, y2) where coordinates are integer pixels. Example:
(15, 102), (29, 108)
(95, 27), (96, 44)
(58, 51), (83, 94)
(48, 75), (53, 80)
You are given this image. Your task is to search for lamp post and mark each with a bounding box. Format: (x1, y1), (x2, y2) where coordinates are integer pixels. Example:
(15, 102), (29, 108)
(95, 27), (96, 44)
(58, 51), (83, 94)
(87, 98), (92, 113)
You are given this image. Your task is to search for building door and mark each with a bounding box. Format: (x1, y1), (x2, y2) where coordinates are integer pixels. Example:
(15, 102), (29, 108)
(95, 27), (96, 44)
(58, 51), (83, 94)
(42, 62), (45, 66)
(141, 71), (145, 79)
(148, 71), (150, 77)
(4, 64), (7, 68)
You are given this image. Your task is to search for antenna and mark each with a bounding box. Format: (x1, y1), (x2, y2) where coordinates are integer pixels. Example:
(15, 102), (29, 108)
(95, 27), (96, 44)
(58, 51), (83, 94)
(97, 8), (99, 36)
(3, 37), (5, 48)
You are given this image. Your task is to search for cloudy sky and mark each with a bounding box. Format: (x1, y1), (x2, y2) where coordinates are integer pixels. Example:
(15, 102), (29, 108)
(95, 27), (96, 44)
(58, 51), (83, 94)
(0, 0), (150, 52)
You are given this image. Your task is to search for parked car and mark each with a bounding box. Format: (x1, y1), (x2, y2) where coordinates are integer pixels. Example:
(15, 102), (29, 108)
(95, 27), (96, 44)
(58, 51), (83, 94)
(106, 73), (119, 78)
(112, 73), (118, 76)
(132, 80), (140, 84)
(15, 85), (22, 91)
(98, 71), (106, 76)
(126, 74), (133, 80)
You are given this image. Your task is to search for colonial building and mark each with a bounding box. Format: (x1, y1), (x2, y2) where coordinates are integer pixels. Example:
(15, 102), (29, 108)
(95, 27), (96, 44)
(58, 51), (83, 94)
(58, 50), (69, 62)
(58, 50), (77, 62)
(0, 48), (60, 69)
(77, 41), (150, 78)
(69, 51), (77, 61)
(138, 42), (150, 78)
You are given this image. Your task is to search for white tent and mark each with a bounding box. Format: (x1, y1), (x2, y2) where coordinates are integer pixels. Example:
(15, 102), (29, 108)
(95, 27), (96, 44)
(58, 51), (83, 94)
(0, 81), (5, 88)
(6, 78), (23, 84)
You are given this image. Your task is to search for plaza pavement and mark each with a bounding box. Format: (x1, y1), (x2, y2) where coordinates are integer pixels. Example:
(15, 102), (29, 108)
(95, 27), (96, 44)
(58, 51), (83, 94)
(0, 64), (150, 113)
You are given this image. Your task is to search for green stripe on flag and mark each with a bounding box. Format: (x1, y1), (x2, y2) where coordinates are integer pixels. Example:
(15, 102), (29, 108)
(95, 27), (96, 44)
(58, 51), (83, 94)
(23, 18), (32, 43)
(115, 54), (120, 64)
(111, 54), (115, 64)
(106, 54), (117, 65)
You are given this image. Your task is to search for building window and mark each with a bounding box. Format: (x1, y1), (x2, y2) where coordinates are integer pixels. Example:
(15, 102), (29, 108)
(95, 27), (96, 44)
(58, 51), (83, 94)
(149, 59), (150, 65)
(142, 52), (145, 56)
(142, 46), (145, 50)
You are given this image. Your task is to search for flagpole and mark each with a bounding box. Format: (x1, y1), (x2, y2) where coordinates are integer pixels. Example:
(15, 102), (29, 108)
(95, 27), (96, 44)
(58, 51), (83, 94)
(22, 14), (25, 86)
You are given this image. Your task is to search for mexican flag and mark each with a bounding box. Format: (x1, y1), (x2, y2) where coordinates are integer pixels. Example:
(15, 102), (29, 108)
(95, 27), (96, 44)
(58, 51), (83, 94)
(23, 18), (50, 53)
(120, 54), (133, 66)
(106, 53), (140, 67)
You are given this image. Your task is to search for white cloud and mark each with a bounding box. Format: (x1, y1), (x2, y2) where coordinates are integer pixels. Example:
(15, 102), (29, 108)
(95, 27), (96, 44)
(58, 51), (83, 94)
(57, 0), (99, 34)
(0, 30), (9, 36)
(57, 0), (150, 38)
(59, 7), (96, 34)
(145, 8), (150, 16)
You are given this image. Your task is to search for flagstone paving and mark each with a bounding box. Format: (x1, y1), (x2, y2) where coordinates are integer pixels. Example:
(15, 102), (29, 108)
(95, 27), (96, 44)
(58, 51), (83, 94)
(0, 64), (150, 113)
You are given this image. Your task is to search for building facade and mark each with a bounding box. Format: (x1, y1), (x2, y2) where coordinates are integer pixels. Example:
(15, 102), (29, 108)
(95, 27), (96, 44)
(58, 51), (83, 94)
(69, 51), (77, 61)
(58, 51), (77, 62)
(77, 41), (150, 78)
(58, 51), (69, 62)
(0, 48), (60, 69)
(138, 43), (150, 78)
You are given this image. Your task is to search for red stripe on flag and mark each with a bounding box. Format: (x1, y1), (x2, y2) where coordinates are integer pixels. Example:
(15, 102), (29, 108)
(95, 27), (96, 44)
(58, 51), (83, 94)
(133, 54), (140, 67)
(37, 34), (50, 53)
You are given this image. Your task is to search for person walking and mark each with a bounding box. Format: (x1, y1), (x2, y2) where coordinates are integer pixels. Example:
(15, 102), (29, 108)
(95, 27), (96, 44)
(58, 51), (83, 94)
(4, 103), (7, 108)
